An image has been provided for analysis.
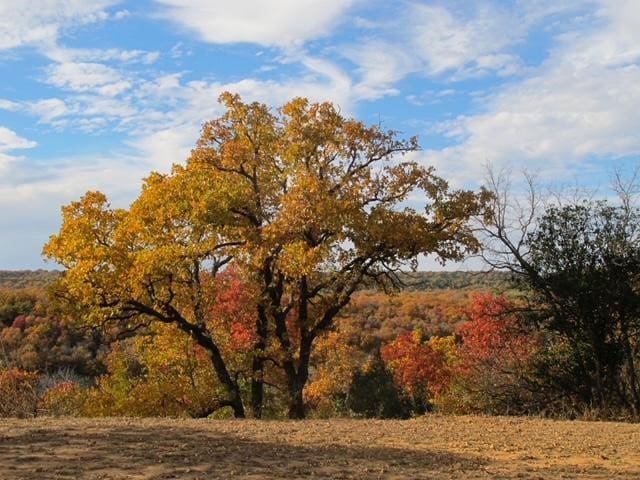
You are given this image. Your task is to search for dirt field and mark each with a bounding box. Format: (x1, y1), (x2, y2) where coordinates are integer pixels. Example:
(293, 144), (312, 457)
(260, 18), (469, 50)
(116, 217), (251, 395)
(0, 415), (639, 479)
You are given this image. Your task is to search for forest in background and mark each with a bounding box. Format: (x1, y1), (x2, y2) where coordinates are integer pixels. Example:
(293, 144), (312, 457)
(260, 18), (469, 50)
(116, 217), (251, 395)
(1, 269), (523, 419)
(0, 270), (512, 292)
(3, 263), (630, 422)
(0, 270), (61, 289)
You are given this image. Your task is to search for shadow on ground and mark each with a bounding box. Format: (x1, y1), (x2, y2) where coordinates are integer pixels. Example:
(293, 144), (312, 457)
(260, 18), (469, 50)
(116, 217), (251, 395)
(0, 423), (482, 479)
(1, 418), (637, 480)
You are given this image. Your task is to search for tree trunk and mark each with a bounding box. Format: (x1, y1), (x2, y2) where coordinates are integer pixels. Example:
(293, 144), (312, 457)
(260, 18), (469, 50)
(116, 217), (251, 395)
(172, 318), (246, 419)
(287, 381), (305, 419)
(250, 306), (269, 418)
(228, 390), (246, 418)
(286, 336), (313, 419)
(620, 318), (640, 418)
(204, 345), (245, 418)
(251, 356), (264, 419)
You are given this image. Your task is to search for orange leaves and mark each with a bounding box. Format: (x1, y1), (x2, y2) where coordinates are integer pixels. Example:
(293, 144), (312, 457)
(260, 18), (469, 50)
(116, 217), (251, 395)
(82, 326), (223, 418)
(381, 331), (456, 399)
(304, 330), (360, 412)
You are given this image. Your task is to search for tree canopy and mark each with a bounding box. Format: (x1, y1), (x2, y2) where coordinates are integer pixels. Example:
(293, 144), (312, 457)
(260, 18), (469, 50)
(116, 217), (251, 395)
(44, 93), (488, 418)
(524, 201), (640, 415)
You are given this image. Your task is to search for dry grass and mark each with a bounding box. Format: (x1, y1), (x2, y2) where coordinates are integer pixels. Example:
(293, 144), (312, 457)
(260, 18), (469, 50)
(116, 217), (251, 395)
(1, 415), (639, 479)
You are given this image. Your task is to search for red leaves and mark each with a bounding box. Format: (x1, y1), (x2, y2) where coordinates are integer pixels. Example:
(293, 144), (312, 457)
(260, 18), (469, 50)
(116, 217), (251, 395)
(381, 331), (453, 398)
(230, 322), (254, 351)
(207, 268), (257, 352)
(458, 293), (535, 374)
(380, 293), (538, 409)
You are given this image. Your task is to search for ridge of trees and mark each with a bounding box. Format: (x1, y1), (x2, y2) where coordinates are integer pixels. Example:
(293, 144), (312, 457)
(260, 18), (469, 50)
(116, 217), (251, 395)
(0, 270), (511, 292)
(0, 270), (61, 289)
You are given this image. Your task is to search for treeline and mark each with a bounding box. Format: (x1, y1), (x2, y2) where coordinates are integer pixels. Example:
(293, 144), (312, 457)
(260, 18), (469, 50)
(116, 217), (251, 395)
(0, 270), (61, 289)
(0, 270), (511, 292)
(398, 271), (514, 291)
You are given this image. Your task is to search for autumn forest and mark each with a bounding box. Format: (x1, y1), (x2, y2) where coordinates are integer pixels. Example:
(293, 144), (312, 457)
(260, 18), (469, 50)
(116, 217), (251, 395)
(2, 95), (640, 424)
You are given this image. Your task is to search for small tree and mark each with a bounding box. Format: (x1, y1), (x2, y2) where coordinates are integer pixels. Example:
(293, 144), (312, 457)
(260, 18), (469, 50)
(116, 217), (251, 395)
(454, 293), (539, 414)
(347, 350), (411, 419)
(525, 202), (640, 415)
(381, 330), (456, 412)
(477, 167), (640, 417)
(0, 368), (39, 418)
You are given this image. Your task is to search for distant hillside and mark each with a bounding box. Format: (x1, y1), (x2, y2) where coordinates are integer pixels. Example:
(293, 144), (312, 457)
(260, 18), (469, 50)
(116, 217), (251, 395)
(0, 270), (62, 289)
(0, 269), (514, 292)
(398, 271), (515, 291)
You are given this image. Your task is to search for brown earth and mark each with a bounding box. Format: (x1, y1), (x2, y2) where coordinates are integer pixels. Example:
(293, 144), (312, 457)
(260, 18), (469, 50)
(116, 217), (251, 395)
(0, 415), (639, 479)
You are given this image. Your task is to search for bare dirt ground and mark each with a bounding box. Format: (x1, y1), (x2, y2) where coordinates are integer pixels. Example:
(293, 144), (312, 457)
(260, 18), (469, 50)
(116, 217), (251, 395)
(0, 415), (639, 479)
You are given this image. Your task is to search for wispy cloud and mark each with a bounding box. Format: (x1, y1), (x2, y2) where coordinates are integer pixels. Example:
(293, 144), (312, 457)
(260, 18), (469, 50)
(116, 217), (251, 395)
(425, 0), (640, 182)
(0, 127), (37, 175)
(152, 0), (357, 48)
(410, 3), (525, 78)
(0, 0), (119, 51)
(45, 62), (132, 96)
(44, 46), (160, 64)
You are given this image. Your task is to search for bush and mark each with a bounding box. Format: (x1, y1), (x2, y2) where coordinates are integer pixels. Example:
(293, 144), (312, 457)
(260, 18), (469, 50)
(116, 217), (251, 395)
(0, 368), (39, 417)
(41, 381), (84, 416)
(346, 350), (411, 419)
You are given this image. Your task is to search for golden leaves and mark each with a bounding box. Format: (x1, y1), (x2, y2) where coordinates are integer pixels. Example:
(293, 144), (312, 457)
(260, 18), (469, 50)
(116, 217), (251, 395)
(43, 92), (489, 417)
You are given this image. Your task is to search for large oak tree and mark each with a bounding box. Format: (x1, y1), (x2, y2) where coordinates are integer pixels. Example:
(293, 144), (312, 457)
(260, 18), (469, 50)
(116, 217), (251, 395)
(44, 93), (488, 418)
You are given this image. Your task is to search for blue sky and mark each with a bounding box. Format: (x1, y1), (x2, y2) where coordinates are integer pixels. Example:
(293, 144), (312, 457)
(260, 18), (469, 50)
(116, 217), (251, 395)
(1, 0), (639, 269)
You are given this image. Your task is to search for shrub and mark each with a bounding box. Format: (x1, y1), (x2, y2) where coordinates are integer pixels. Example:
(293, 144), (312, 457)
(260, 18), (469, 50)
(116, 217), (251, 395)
(0, 368), (39, 417)
(41, 381), (84, 416)
(346, 350), (411, 419)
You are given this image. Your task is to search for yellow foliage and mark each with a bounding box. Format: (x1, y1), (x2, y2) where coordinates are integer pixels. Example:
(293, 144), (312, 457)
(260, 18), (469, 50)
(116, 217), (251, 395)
(82, 325), (224, 418)
(43, 91), (489, 418)
(305, 330), (362, 415)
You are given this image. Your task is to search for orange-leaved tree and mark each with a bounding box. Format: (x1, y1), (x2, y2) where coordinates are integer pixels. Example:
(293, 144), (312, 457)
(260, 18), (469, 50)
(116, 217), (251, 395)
(44, 93), (489, 418)
(382, 330), (458, 412)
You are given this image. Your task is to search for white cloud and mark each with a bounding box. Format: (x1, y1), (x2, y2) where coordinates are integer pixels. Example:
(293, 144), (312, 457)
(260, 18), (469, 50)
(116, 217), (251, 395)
(44, 46), (160, 64)
(0, 127), (36, 152)
(28, 98), (69, 124)
(426, 0), (640, 183)
(0, 0), (119, 51)
(45, 62), (131, 96)
(169, 42), (192, 59)
(0, 127), (37, 172)
(129, 126), (197, 172)
(152, 0), (356, 48)
(113, 9), (130, 20)
(0, 99), (19, 111)
(344, 0), (596, 91)
(343, 41), (416, 100)
(26, 94), (137, 132)
(410, 3), (525, 78)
